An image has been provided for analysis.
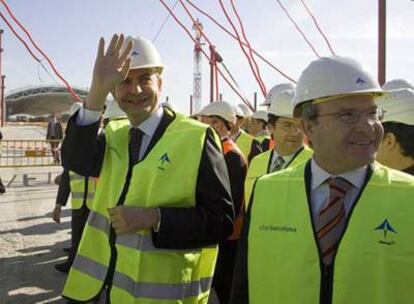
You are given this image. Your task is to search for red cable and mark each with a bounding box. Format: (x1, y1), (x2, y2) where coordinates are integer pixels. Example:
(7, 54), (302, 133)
(159, 0), (254, 111)
(0, 0), (82, 102)
(0, 12), (42, 62)
(300, 0), (335, 56)
(177, 0), (254, 109)
(229, 0), (267, 95)
(185, 0), (296, 83)
(218, 0), (266, 97)
(275, 0), (320, 58)
(179, 0), (266, 99)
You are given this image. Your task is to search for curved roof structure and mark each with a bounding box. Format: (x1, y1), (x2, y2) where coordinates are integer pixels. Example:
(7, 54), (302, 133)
(5, 85), (89, 117)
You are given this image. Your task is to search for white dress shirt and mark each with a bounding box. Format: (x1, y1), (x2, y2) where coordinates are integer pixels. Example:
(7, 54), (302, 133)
(269, 149), (297, 171)
(76, 106), (163, 161)
(310, 158), (368, 221)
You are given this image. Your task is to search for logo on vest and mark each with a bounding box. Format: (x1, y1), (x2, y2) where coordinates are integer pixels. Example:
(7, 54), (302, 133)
(259, 224), (297, 233)
(375, 219), (397, 245)
(158, 153), (171, 171)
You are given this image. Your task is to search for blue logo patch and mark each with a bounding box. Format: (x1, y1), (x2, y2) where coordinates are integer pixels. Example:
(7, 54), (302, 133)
(158, 153), (171, 171)
(375, 219), (397, 245)
(356, 77), (367, 85)
(131, 50), (140, 56)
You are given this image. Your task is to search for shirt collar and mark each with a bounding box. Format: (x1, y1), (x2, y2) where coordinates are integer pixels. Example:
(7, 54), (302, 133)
(131, 106), (163, 138)
(311, 157), (367, 190)
(272, 146), (303, 165)
(230, 129), (242, 141)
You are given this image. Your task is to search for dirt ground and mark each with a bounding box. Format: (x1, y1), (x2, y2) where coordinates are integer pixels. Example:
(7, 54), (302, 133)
(0, 167), (69, 304)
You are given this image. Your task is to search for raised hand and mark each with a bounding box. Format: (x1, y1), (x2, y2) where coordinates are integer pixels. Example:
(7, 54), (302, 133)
(86, 34), (133, 111)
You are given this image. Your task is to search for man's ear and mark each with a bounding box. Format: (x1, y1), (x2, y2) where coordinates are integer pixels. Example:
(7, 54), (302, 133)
(383, 132), (398, 151)
(158, 75), (163, 91)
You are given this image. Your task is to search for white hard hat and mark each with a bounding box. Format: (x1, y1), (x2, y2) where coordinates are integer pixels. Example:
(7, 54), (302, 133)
(293, 56), (383, 117)
(268, 89), (295, 118)
(251, 110), (268, 122)
(103, 99), (127, 120)
(262, 83), (295, 106)
(382, 79), (414, 91)
(377, 88), (414, 125)
(121, 36), (164, 73)
(234, 105), (244, 117)
(236, 103), (254, 117)
(69, 102), (83, 116)
(199, 101), (236, 124)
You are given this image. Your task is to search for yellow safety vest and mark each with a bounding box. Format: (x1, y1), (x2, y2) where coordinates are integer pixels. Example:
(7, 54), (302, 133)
(69, 171), (96, 210)
(244, 146), (312, 208)
(255, 133), (270, 145)
(234, 129), (256, 162)
(63, 112), (220, 303)
(249, 161), (414, 304)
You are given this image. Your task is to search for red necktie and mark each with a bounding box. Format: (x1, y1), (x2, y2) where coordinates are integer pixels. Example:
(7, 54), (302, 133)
(316, 177), (352, 265)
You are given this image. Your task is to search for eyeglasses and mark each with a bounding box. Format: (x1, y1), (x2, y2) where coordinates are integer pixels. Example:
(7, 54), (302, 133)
(315, 108), (385, 124)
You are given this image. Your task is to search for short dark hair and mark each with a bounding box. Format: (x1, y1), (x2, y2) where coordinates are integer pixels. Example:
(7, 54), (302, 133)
(267, 114), (280, 126)
(383, 122), (414, 158)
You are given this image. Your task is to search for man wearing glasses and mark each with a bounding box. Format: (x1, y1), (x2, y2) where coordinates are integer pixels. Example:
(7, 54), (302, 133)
(244, 89), (312, 207)
(231, 56), (414, 304)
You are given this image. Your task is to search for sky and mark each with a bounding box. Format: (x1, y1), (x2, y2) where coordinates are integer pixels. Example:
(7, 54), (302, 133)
(3, 0), (414, 114)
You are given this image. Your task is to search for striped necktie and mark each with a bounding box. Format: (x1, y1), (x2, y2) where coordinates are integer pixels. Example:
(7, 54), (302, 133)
(271, 156), (285, 172)
(316, 177), (352, 265)
(129, 128), (144, 165)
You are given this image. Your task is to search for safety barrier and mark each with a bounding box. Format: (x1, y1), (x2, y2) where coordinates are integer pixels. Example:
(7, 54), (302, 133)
(0, 139), (62, 167)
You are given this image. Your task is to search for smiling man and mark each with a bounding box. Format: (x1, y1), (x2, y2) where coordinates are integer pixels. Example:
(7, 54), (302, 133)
(244, 89), (312, 206)
(60, 34), (234, 304)
(230, 56), (414, 304)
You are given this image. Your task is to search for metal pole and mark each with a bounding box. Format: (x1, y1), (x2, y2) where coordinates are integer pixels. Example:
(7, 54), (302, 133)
(210, 45), (215, 103)
(190, 95), (193, 115)
(254, 92), (257, 111)
(378, 0), (386, 85)
(1, 76), (5, 127)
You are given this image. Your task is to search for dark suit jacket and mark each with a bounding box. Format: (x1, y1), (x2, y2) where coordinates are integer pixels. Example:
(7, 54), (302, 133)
(61, 108), (235, 250)
(46, 121), (63, 140)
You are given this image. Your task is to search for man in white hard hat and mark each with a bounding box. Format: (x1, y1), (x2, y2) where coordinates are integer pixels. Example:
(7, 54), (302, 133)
(382, 78), (414, 91)
(231, 56), (414, 304)
(61, 34), (234, 303)
(199, 101), (247, 304)
(244, 89), (313, 207)
(230, 105), (262, 163)
(261, 82), (295, 107)
(102, 99), (127, 128)
(377, 88), (414, 175)
(249, 110), (271, 151)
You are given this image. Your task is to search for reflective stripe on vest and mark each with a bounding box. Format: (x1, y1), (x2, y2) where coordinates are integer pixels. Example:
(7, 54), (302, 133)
(63, 113), (219, 303)
(71, 192), (95, 200)
(71, 253), (212, 301)
(244, 146), (312, 208)
(69, 171), (96, 210)
(248, 161), (414, 304)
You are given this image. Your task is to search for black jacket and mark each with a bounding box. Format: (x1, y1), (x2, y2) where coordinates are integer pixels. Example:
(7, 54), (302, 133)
(61, 108), (235, 249)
